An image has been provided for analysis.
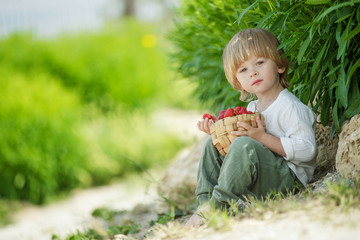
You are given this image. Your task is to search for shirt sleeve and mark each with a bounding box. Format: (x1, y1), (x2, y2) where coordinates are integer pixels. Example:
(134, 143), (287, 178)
(279, 102), (317, 163)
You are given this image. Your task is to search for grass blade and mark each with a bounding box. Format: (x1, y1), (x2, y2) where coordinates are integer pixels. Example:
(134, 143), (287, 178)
(237, 0), (259, 25)
(348, 57), (360, 81)
(344, 98), (360, 119)
(332, 100), (340, 131)
(311, 39), (328, 78)
(338, 67), (348, 108)
(320, 94), (331, 126)
(317, 0), (360, 22)
(345, 24), (360, 41)
(305, 0), (331, 4)
(297, 36), (311, 64)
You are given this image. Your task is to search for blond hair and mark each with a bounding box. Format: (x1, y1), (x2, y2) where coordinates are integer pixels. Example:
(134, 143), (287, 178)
(223, 28), (289, 100)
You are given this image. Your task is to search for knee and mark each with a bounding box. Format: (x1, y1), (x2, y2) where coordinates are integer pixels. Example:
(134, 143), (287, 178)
(230, 136), (259, 152)
(225, 137), (260, 168)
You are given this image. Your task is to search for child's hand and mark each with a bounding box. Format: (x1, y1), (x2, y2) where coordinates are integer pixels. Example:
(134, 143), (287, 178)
(230, 117), (266, 142)
(197, 115), (217, 135)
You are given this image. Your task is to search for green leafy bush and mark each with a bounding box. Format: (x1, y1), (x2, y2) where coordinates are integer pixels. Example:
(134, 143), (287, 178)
(0, 68), (188, 203)
(0, 19), (193, 206)
(0, 19), (172, 111)
(80, 107), (189, 185)
(168, 0), (360, 131)
(0, 69), (88, 204)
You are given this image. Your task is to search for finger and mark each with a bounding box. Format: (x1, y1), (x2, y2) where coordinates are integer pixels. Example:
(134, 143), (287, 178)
(204, 119), (212, 133)
(197, 120), (202, 131)
(237, 121), (252, 130)
(202, 119), (208, 131)
(256, 117), (265, 129)
(208, 120), (213, 130)
(230, 130), (248, 136)
(210, 114), (218, 122)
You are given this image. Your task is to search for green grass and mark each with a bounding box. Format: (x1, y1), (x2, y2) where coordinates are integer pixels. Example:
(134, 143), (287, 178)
(56, 175), (360, 240)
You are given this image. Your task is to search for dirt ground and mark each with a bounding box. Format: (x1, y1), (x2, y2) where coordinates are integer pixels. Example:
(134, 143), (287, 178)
(0, 179), (158, 240)
(147, 208), (360, 240)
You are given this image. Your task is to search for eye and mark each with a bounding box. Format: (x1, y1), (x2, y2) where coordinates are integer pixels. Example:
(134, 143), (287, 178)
(256, 61), (264, 66)
(239, 68), (247, 73)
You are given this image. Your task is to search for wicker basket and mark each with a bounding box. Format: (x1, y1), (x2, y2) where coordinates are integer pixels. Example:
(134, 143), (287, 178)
(209, 113), (265, 156)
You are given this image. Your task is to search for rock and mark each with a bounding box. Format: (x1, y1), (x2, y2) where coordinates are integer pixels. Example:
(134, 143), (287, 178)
(157, 137), (207, 212)
(312, 124), (339, 182)
(336, 114), (360, 179)
(308, 171), (342, 194)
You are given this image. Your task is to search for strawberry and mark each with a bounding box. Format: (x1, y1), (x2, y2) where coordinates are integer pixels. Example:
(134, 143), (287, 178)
(218, 110), (226, 120)
(234, 106), (243, 115)
(224, 108), (235, 118)
(248, 111), (253, 114)
(202, 113), (215, 121)
(238, 107), (248, 114)
(202, 113), (211, 119)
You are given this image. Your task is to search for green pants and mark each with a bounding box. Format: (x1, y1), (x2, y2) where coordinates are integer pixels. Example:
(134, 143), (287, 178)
(195, 136), (298, 209)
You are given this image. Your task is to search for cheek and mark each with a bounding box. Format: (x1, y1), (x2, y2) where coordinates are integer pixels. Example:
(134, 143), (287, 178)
(265, 66), (279, 79)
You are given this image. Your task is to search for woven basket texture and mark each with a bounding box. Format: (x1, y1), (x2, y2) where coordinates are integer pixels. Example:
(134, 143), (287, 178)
(209, 113), (265, 156)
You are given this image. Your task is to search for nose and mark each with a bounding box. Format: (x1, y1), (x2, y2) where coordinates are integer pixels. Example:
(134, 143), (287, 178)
(250, 70), (258, 78)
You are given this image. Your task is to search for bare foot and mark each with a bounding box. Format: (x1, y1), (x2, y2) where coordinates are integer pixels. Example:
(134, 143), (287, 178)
(185, 204), (210, 227)
(185, 211), (204, 227)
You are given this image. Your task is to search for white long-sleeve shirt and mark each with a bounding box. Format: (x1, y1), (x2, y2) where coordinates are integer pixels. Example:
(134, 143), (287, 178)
(247, 89), (318, 186)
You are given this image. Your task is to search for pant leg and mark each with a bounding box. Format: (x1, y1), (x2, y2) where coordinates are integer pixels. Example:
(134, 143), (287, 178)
(210, 136), (296, 208)
(195, 137), (224, 206)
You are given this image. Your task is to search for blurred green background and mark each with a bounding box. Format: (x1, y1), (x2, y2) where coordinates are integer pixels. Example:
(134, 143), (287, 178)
(0, 0), (198, 217)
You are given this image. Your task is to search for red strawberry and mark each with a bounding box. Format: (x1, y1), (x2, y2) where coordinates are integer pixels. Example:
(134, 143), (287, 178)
(248, 111), (253, 114)
(224, 108), (235, 118)
(218, 110), (226, 120)
(202, 113), (215, 121)
(239, 107), (248, 114)
(202, 113), (210, 119)
(234, 106), (243, 115)
(218, 112), (225, 120)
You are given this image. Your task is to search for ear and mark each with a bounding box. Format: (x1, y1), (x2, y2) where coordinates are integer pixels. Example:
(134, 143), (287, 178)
(278, 66), (286, 74)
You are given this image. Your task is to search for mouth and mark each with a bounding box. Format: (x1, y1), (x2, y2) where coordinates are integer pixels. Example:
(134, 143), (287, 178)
(252, 80), (263, 86)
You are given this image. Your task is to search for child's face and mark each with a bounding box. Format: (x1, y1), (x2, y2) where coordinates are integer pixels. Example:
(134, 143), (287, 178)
(235, 55), (285, 96)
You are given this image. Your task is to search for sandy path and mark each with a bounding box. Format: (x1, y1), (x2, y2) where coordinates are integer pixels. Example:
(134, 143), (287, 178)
(0, 180), (156, 240)
(150, 207), (360, 240)
(0, 108), (202, 240)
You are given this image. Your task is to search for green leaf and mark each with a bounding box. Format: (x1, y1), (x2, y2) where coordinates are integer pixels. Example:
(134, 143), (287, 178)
(336, 22), (342, 44)
(326, 64), (341, 77)
(332, 100), (340, 131)
(278, 36), (297, 50)
(345, 24), (360, 41)
(338, 67), (348, 108)
(237, 0), (259, 25)
(335, 13), (353, 23)
(348, 57), (360, 81)
(300, 85), (311, 104)
(310, 72), (323, 102)
(311, 40), (328, 78)
(317, 0), (360, 22)
(344, 98), (360, 119)
(297, 37), (311, 64)
(305, 0), (331, 4)
(258, 10), (277, 27)
(320, 94), (331, 126)
(337, 18), (352, 60)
